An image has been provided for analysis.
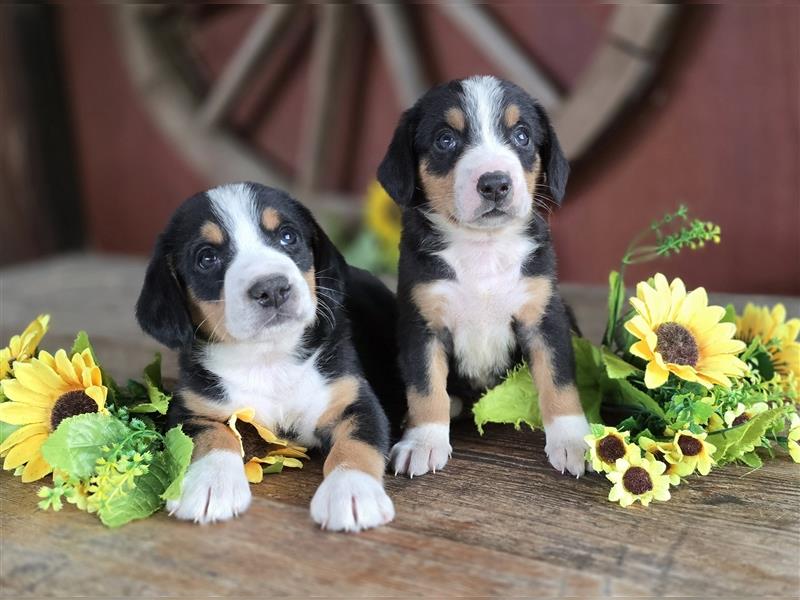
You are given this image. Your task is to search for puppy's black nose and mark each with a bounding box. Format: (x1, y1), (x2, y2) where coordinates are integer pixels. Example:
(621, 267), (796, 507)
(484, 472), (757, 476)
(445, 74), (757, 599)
(477, 171), (512, 203)
(248, 276), (291, 308)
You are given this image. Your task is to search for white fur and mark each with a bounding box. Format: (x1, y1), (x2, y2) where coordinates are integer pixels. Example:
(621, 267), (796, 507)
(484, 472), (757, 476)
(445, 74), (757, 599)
(544, 415), (590, 477)
(310, 468), (395, 532)
(206, 184), (316, 342)
(426, 216), (538, 388)
(390, 423), (452, 477)
(166, 450), (251, 524)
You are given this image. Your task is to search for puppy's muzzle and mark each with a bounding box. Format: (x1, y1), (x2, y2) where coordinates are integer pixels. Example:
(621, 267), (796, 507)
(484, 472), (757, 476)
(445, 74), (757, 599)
(248, 275), (293, 310)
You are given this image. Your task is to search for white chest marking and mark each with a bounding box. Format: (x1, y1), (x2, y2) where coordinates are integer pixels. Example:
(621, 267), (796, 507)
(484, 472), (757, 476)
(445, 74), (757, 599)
(430, 225), (537, 387)
(202, 344), (330, 447)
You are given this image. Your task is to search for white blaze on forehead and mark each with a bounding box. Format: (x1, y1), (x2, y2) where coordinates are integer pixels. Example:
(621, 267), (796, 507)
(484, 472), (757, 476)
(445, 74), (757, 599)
(207, 183), (261, 253)
(461, 75), (505, 148)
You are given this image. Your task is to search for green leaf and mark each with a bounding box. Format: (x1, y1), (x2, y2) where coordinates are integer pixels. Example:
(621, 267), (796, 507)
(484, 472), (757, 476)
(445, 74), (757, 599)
(690, 399), (714, 423)
(98, 453), (171, 528)
(142, 354), (163, 389)
(611, 380), (667, 420)
(263, 461), (284, 475)
(70, 331), (96, 360)
(601, 348), (640, 380)
(129, 354), (171, 415)
(602, 270), (626, 347)
(0, 422), (20, 445)
(572, 337), (604, 424)
(739, 451), (763, 469)
(721, 303), (737, 325)
(707, 406), (788, 465)
(752, 349), (775, 381)
(160, 426), (194, 501)
(40, 413), (130, 479)
(590, 423), (605, 437)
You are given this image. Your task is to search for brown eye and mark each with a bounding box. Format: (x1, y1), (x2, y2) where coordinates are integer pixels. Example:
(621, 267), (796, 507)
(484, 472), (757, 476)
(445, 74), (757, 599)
(512, 126), (530, 147)
(279, 226), (298, 246)
(196, 247), (220, 270)
(435, 130), (457, 152)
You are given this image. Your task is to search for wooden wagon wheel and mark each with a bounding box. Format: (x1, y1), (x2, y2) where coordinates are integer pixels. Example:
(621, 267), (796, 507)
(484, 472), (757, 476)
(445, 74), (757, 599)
(113, 4), (678, 223)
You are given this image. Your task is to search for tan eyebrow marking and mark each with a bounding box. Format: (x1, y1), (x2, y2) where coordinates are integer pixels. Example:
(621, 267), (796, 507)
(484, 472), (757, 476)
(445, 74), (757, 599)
(445, 107), (465, 132)
(261, 207), (281, 231)
(504, 104), (521, 129)
(200, 221), (224, 245)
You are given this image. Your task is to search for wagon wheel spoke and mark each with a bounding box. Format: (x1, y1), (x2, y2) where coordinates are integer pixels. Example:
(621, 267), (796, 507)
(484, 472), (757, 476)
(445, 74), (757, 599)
(298, 4), (351, 194)
(436, 4), (562, 110)
(198, 4), (298, 128)
(366, 4), (428, 109)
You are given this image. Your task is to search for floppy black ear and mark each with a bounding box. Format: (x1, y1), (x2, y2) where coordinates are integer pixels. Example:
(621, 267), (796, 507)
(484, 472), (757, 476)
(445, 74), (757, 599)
(135, 234), (193, 349)
(310, 219), (347, 304)
(536, 105), (570, 205)
(377, 107), (418, 206)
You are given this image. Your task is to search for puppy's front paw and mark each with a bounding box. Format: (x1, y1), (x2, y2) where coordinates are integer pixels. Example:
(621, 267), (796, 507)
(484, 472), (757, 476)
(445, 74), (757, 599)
(390, 423), (451, 477)
(310, 468), (395, 532)
(544, 415), (591, 477)
(166, 450), (251, 524)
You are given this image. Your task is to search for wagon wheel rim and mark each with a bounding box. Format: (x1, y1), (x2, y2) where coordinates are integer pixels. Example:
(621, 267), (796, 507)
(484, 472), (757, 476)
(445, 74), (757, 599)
(113, 4), (678, 224)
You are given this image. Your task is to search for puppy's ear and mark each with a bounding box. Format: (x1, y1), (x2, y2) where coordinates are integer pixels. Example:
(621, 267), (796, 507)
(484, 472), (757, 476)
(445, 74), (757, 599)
(377, 107), (418, 206)
(136, 235), (193, 349)
(536, 105), (570, 205)
(310, 219), (347, 303)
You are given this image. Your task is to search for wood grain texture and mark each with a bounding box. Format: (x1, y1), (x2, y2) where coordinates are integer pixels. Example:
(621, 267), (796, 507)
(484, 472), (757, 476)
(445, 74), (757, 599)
(1, 255), (798, 597)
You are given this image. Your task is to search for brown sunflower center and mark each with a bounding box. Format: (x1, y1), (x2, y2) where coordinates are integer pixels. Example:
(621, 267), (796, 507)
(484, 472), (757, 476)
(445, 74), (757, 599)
(50, 390), (98, 430)
(622, 466), (653, 495)
(238, 421), (271, 462)
(655, 322), (699, 366)
(652, 449), (667, 464)
(597, 435), (626, 463)
(732, 413), (750, 427)
(678, 434), (703, 456)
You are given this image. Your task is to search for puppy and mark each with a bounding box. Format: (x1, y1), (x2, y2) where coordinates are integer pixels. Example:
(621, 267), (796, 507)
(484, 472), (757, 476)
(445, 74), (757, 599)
(377, 75), (590, 478)
(136, 182), (401, 531)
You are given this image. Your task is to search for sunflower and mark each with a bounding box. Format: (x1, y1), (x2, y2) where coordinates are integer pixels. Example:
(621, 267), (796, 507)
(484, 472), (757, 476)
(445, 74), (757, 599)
(625, 274), (747, 389)
(788, 414), (800, 463)
(0, 314), (50, 380)
(723, 402), (768, 428)
(227, 408), (308, 483)
(0, 349), (108, 482)
(584, 426), (639, 473)
(671, 429), (716, 476)
(606, 452), (671, 507)
(365, 181), (401, 259)
(637, 436), (688, 485)
(736, 303), (800, 396)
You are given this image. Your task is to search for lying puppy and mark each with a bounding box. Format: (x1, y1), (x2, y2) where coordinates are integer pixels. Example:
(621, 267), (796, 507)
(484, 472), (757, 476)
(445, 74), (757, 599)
(136, 182), (401, 531)
(378, 75), (590, 478)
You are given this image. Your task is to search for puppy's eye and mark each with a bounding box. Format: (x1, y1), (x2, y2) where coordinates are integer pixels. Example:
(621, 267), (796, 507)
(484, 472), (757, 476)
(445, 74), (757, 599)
(279, 226), (298, 246)
(196, 247), (220, 270)
(434, 130), (457, 152)
(512, 126), (530, 147)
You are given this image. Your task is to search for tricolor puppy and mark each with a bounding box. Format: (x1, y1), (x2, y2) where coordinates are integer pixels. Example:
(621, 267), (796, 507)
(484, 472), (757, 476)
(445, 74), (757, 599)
(136, 182), (401, 531)
(378, 75), (590, 478)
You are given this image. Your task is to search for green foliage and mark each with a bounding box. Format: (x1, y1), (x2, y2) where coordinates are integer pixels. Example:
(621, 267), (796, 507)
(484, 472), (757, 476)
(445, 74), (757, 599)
(70, 331), (97, 361)
(707, 406), (789, 465)
(603, 270), (626, 348)
(161, 427), (194, 501)
(129, 354), (171, 415)
(41, 413), (130, 479)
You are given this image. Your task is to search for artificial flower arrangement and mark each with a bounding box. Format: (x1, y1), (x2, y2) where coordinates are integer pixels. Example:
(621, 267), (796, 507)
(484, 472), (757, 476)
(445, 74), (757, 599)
(0, 323), (307, 527)
(474, 205), (800, 507)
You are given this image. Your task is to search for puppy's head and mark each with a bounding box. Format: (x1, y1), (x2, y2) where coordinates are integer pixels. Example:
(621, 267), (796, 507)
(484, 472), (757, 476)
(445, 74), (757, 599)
(136, 183), (343, 349)
(378, 75), (569, 230)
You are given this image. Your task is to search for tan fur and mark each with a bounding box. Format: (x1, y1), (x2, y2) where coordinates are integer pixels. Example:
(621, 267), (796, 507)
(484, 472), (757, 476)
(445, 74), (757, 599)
(200, 221), (224, 245)
(445, 106), (465, 132)
(303, 268), (317, 304)
(261, 207), (281, 231)
(323, 418), (385, 480)
(504, 104), (520, 128)
(419, 159), (456, 219)
(530, 344), (583, 424)
(407, 338), (451, 427)
(411, 283), (448, 331)
(189, 420), (242, 460)
(524, 154), (542, 199)
(188, 289), (229, 342)
(514, 276), (553, 329)
(316, 375), (359, 430)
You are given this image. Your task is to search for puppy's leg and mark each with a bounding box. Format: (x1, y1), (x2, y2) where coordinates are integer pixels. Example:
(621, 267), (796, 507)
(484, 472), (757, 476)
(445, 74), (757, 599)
(311, 377), (394, 532)
(166, 406), (251, 524)
(390, 320), (452, 477)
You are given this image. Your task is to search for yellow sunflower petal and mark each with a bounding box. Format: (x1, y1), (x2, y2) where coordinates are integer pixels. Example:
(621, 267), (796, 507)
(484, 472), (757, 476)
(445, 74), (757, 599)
(644, 360), (669, 389)
(20, 453), (52, 482)
(12, 361), (68, 396)
(630, 340), (654, 361)
(0, 402), (50, 425)
(84, 385), (108, 410)
(54, 351), (81, 387)
(1, 379), (54, 408)
(244, 460), (263, 483)
(3, 433), (47, 470)
(625, 314), (654, 340)
(0, 423), (49, 454)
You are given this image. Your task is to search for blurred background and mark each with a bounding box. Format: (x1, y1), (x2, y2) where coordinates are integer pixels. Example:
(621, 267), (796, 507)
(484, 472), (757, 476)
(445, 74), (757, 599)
(1, 3), (798, 294)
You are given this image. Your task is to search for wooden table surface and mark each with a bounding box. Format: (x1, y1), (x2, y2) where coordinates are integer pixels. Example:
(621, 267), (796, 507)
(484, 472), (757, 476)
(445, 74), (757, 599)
(1, 255), (799, 598)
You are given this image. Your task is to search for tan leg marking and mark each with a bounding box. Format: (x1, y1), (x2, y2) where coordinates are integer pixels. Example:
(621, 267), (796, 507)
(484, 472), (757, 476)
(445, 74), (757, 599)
(445, 106), (465, 132)
(200, 221), (224, 245)
(504, 103), (520, 128)
(419, 159), (456, 220)
(514, 276), (553, 329)
(530, 343), (583, 425)
(323, 418), (386, 480)
(411, 282), (448, 331)
(188, 289), (229, 342)
(407, 338), (451, 427)
(188, 419), (242, 460)
(316, 375), (359, 430)
(181, 388), (231, 421)
(261, 207), (281, 231)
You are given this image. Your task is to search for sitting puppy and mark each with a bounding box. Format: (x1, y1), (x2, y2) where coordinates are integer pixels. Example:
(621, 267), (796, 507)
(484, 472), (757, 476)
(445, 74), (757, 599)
(136, 182), (401, 531)
(377, 75), (590, 478)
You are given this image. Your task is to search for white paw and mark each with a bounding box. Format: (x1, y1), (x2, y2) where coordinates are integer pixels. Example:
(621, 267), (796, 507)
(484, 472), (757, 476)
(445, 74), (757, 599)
(544, 415), (590, 477)
(165, 450), (252, 524)
(390, 423), (451, 477)
(310, 468), (395, 532)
